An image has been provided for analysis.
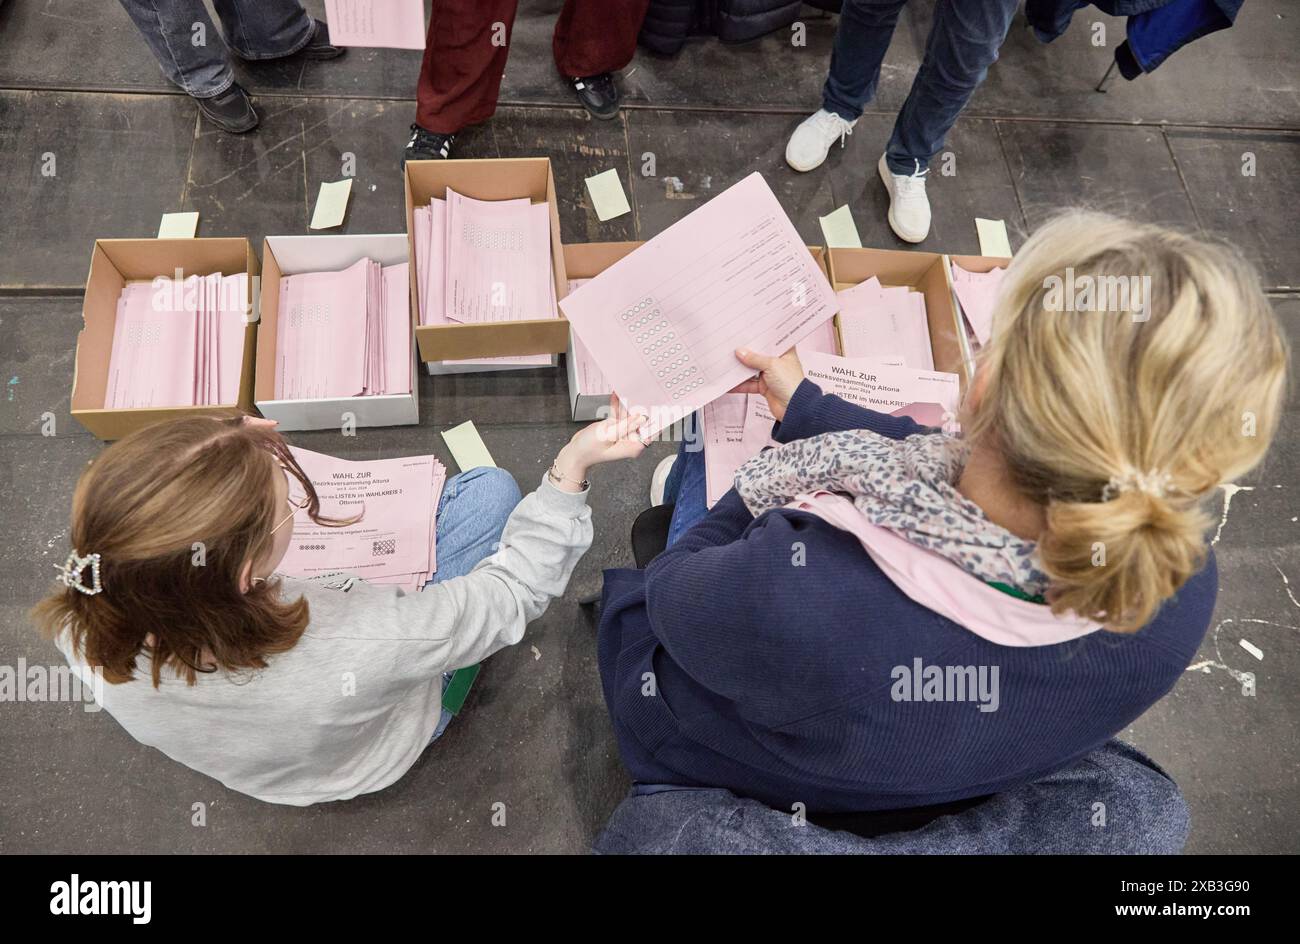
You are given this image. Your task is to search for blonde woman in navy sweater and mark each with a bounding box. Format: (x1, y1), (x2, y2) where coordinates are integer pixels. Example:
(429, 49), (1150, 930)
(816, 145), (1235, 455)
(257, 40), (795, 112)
(597, 212), (1288, 824)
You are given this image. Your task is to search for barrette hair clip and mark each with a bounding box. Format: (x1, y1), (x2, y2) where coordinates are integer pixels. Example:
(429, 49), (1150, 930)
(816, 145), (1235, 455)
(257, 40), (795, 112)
(1101, 467), (1175, 502)
(56, 549), (103, 596)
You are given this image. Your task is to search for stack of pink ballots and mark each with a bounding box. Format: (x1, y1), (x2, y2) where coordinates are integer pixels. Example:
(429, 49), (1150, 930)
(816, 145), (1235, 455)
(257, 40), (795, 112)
(835, 276), (933, 371)
(950, 263), (1006, 350)
(274, 259), (411, 400)
(105, 273), (249, 408)
(275, 446), (447, 594)
(412, 189), (556, 369)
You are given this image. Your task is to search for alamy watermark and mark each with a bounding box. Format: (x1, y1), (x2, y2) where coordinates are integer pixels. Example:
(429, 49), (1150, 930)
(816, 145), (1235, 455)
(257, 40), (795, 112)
(891, 658), (1000, 712)
(1043, 267), (1151, 322)
(0, 659), (103, 712)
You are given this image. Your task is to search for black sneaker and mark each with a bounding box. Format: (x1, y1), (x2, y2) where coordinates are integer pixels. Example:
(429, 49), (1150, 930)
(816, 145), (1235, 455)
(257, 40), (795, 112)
(569, 73), (621, 120)
(195, 83), (258, 133)
(298, 18), (346, 60)
(403, 124), (456, 166)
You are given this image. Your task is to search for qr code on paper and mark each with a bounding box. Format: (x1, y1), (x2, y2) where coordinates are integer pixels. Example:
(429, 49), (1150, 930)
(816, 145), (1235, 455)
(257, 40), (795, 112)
(372, 539), (396, 556)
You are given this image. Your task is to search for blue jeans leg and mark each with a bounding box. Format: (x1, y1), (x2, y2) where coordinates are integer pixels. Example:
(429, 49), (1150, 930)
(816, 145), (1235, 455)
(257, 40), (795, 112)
(884, 0), (1019, 174)
(424, 466), (521, 742)
(117, 0), (314, 98)
(665, 414), (709, 547)
(821, 0), (910, 122)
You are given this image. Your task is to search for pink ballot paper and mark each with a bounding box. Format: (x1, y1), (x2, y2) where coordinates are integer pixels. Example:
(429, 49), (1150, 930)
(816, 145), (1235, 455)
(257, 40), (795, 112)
(801, 350), (960, 426)
(276, 446), (446, 588)
(560, 172), (838, 434)
(323, 0), (427, 50)
(701, 394), (778, 507)
(950, 263), (1005, 347)
(835, 276), (933, 370)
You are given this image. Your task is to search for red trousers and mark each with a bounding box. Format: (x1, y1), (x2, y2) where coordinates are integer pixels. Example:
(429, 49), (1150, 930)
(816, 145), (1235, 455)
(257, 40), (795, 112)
(416, 0), (650, 134)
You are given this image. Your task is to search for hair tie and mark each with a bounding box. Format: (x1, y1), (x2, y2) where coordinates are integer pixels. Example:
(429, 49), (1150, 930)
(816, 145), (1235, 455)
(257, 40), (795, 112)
(1101, 467), (1174, 502)
(56, 549), (104, 595)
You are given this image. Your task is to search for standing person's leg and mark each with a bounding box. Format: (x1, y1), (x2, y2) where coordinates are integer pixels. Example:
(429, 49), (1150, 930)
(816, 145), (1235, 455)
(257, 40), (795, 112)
(406, 0), (520, 163)
(117, 0), (237, 99)
(551, 0), (650, 119)
(212, 0), (316, 61)
(787, 0), (909, 173)
(876, 0), (1018, 241)
(423, 466), (522, 743)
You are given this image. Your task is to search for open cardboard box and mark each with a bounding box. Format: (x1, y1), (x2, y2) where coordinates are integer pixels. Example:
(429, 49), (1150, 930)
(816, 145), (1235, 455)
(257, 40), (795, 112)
(71, 238), (259, 441)
(946, 252), (1012, 379)
(826, 247), (969, 389)
(404, 157), (569, 362)
(255, 234), (418, 432)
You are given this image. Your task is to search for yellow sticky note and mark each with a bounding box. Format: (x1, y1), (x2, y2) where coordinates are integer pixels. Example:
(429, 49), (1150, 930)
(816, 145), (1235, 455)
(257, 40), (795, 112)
(975, 218), (1012, 258)
(441, 420), (496, 471)
(158, 211), (199, 238)
(818, 205), (862, 249)
(584, 168), (631, 222)
(309, 178), (353, 230)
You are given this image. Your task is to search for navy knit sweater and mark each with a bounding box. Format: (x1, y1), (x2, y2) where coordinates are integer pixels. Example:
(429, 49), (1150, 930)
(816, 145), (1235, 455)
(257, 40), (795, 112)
(597, 381), (1216, 813)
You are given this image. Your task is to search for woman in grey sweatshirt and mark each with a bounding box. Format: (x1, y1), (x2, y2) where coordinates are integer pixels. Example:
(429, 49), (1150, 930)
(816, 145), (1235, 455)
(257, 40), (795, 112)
(34, 407), (648, 806)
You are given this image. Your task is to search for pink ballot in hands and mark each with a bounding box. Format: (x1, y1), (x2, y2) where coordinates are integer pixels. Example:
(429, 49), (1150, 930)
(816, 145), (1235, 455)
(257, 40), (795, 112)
(323, 0), (427, 50)
(559, 172), (839, 435)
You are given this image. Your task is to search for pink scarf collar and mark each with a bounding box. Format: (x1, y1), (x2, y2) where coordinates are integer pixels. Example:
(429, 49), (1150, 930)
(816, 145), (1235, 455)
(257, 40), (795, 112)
(787, 491), (1104, 648)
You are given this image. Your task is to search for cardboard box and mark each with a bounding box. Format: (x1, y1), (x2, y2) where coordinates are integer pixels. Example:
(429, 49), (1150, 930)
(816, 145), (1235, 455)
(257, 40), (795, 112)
(562, 241), (643, 420)
(71, 237), (259, 440)
(255, 234), (418, 432)
(826, 247), (969, 388)
(404, 157), (569, 362)
(946, 253), (1011, 380)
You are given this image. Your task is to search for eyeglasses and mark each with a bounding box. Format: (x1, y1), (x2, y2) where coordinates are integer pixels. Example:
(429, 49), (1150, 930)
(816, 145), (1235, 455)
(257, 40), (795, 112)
(270, 465), (309, 536)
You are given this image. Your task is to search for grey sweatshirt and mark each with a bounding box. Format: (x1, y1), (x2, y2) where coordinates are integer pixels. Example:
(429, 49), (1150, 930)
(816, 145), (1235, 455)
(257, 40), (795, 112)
(55, 476), (593, 806)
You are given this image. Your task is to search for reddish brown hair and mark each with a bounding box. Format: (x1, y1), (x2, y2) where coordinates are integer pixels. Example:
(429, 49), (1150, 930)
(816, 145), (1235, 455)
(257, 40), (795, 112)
(32, 413), (348, 686)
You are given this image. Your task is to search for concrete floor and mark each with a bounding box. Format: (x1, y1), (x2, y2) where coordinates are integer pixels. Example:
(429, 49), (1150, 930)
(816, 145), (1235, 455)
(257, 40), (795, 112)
(0, 1), (1297, 854)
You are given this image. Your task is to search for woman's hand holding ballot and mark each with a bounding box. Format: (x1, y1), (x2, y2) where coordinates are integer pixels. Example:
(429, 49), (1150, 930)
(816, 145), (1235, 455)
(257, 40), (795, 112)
(733, 347), (805, 421)
(550, 395), (650, 493)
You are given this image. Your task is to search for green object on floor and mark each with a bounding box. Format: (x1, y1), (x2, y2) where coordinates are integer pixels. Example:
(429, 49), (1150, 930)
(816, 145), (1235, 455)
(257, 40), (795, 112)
(442, 664), (480, 715)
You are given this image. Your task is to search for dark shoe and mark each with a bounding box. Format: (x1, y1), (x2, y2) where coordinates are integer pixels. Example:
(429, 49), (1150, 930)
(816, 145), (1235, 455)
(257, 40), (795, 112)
(299, 19), (346, 60)
(195, 83), (258, 133)
(569, 72), (621, 120)
(403, 124), (456, 166)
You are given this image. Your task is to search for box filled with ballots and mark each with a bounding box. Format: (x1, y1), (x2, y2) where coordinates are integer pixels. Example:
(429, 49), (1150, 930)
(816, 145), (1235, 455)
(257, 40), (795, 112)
(255, 234), (418, 432)
(563, 240), (644, 421)
(826, 248), (969, 387)
(71, 237), (259, 440)
(404, 157), (569, 363)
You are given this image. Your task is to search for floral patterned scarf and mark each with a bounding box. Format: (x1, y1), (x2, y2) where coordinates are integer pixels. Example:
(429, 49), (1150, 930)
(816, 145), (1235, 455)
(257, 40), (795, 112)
(733, 428), (1051, 598)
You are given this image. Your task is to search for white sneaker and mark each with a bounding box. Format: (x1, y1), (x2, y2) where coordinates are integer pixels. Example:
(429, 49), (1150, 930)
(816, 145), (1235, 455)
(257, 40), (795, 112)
(785, 109), (856, 173)
(650, 455), (676, 507)
(877, 153), (931, 243)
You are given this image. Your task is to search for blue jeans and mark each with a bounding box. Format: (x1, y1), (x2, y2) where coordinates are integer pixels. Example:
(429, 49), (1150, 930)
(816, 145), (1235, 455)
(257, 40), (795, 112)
(423, 466), (522, 742)
(117, 0), (316, 98)
(823, 0), (1020, 174)
(662, 414), (711, 548)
